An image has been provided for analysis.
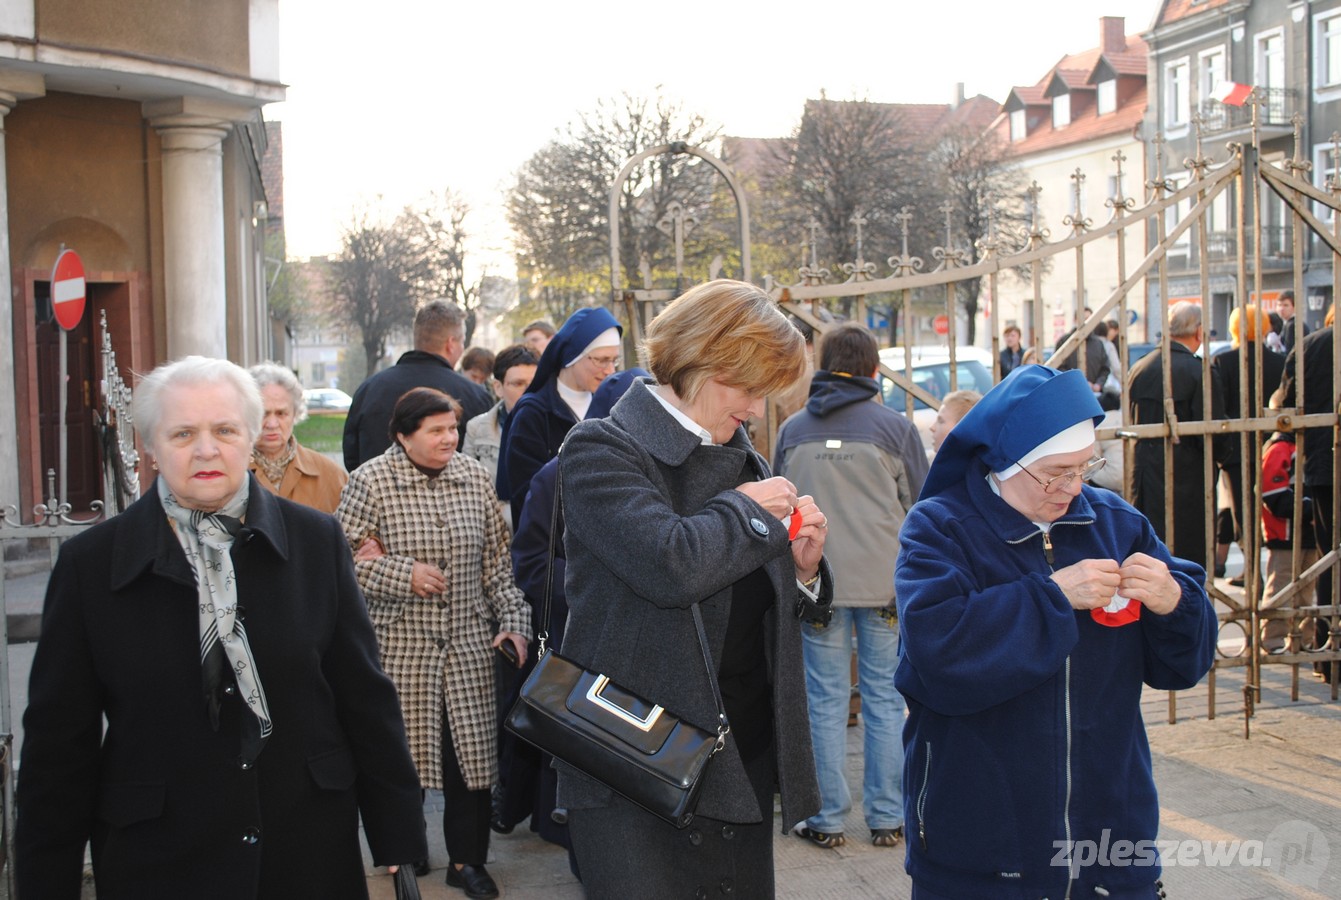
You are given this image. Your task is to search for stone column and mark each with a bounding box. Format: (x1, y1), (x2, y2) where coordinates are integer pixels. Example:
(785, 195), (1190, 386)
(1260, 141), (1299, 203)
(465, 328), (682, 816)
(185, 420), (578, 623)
(151, 116), (230, 359)
(0, 89), (23, 508)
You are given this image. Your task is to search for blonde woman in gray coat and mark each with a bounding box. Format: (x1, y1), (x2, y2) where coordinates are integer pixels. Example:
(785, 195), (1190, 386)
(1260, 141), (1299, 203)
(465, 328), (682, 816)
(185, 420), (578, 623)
(337, 387), (531, 899)
(558, 281), (833, 899)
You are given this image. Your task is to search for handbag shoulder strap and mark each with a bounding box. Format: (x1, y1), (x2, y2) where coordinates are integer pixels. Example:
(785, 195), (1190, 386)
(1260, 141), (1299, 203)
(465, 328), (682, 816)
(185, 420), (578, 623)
(546, 449), (729, 746)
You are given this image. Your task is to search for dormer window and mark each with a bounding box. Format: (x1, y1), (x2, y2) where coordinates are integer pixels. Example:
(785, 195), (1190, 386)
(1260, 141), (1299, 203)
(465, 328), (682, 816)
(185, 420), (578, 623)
(1097, 78), (1117, 115)
(1010, 108), (1027, 141)
(1052, 93), (1071, 128)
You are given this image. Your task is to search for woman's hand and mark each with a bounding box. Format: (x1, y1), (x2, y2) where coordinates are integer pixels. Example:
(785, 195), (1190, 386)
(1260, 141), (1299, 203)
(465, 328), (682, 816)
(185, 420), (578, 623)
(493, 631), (529, 667)
(1118, 552), (1182, 615)
(736, 476), (799, 521)
(353, 535), (385, 562)
(410, 560), (447, 599)
(790, 494), (828, 580)
(1050, 558), (1121, 610)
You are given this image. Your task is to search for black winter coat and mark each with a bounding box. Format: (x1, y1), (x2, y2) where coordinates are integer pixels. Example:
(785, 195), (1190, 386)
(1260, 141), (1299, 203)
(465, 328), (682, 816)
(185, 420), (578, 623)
(1127, 341), (1231, 572)
(342, 350), (492, 471)
(15, 479), (426, 899)
(1279, 325), (1336, 488)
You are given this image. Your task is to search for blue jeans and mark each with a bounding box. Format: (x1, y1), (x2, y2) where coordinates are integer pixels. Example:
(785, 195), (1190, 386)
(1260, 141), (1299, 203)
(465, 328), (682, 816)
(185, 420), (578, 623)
(801, 606), (904, 833)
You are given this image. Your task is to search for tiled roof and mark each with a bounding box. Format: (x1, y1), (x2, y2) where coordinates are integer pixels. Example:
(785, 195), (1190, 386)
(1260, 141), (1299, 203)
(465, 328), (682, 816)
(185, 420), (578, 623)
(1157, 0), (1235, 27)
(997, 24), (1148, 155)
(1002, 86), (1146, 155)
(1098, 46), (1147, 79)
(1051, 63), (1099, 92)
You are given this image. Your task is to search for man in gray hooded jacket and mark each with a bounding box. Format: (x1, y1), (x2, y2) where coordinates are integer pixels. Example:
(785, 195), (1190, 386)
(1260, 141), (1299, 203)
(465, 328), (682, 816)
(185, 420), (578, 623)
(775, 322), (928, 849)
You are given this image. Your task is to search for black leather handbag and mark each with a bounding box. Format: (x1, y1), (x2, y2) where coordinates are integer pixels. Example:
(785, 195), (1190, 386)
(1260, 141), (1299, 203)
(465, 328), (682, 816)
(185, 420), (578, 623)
(504, 469), (729, 829)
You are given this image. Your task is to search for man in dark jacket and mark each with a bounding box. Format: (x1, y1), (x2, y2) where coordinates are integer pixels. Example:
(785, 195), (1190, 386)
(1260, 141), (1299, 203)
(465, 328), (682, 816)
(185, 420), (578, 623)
(1279, 289), (1311, 352)
(1127, 301), (1231, 573)
(775, 323), (927, 850)
(342, 300), (492, 471)
(1055, 325), (1111, 394)
(1277, 320), (1335, 676)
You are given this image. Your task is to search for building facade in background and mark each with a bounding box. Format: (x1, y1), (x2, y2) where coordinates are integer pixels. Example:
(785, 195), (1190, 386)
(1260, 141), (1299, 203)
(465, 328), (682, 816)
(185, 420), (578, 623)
(0, 0), (283, 514)
(994, 16), (1152, 346)
(1144, 0), (1341, 339)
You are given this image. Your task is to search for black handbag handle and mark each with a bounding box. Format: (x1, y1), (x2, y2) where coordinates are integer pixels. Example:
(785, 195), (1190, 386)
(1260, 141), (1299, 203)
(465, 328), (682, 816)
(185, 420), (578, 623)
(544, 452), (730, 748)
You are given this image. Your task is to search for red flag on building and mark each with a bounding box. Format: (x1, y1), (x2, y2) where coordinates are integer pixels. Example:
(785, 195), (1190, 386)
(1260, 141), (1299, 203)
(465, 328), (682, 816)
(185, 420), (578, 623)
(1214, 82), (1254, 107)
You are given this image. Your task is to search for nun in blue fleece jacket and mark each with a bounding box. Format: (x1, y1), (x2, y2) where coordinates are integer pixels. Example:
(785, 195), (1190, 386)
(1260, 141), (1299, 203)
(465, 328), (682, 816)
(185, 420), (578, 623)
(894, 365), (1214, 900)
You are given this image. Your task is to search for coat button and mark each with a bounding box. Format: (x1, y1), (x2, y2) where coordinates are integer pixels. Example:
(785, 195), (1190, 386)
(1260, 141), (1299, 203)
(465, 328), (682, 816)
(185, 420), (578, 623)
(688, 829), (702, 846)
(437, 559), (448, 569)
(748, 517), (769, 536)
(695, 889), (707, 900)
(437, 600), (448, 610)
(719, 878), (733, 894)
(223, 684), (237, 696)
(436, 638), (447, 650)
(721, 825), (735, 840)
(241, 827), (260, 845)
(239, 759), (253, 771)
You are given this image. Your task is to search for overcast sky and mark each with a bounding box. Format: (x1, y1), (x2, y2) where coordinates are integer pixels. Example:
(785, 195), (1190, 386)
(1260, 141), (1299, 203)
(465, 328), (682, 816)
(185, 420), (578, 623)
(268, 0), (1160, 274)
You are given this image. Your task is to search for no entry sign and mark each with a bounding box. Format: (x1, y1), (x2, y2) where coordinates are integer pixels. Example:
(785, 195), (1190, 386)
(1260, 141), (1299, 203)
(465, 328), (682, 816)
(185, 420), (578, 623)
(51, 248), (86, 331)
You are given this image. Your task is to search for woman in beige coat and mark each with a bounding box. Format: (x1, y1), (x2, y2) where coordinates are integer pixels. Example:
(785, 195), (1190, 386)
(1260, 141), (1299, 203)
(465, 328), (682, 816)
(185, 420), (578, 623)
(248, 362), (347, 513)
(337, 387), (531, 899)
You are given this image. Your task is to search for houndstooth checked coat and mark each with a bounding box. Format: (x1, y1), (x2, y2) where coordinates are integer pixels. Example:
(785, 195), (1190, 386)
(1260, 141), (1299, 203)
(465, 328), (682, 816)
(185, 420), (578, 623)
(337, 444), (531, 791)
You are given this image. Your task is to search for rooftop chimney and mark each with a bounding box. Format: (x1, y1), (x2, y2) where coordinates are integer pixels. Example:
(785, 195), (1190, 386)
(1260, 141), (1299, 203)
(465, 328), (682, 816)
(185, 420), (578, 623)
(1101, 16), (1126, 54)
(952, 82), (965, 109)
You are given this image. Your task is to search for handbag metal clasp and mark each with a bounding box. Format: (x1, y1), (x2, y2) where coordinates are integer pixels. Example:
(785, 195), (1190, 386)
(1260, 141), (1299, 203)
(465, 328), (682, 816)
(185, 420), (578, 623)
(586, 674), (664, 732)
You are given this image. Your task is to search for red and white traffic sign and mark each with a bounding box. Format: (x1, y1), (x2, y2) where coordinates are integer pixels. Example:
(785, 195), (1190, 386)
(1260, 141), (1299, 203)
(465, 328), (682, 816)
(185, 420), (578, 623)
(933, 315), (950, 336)
(51, 248), (86, 331)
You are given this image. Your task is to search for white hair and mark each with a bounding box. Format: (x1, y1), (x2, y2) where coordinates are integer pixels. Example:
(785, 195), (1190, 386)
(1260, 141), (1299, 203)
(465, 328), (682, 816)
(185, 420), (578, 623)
(249, 361), (309, 425)
(132, 356), (264, 451)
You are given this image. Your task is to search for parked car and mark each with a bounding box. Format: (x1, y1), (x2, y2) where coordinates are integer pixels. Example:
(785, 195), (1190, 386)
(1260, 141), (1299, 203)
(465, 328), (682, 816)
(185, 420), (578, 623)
(877, 346), (996, 455)
(303, 388), (353, 413)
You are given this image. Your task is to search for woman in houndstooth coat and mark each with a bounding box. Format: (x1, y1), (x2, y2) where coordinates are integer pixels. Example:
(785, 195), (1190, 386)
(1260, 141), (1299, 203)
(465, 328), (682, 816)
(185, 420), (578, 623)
(337, 387), (531, 895)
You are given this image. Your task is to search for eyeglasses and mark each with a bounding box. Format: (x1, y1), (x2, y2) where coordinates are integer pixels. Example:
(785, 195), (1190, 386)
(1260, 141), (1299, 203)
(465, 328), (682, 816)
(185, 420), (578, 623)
(1017, 456), (1107, 494)
(586, 353), (621, 371)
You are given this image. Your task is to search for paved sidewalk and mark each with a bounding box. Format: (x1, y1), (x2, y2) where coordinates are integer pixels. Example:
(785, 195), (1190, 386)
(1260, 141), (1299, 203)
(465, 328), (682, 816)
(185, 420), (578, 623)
(366, 663), (1341, 900)
(4, 555), (1338, 898)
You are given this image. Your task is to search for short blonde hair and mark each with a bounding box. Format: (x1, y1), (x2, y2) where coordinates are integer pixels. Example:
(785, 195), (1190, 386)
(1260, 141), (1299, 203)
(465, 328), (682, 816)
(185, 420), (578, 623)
(641, 280), (805, 403)
(1228, 305), (1269, 346)
(940, 389), (982, 422)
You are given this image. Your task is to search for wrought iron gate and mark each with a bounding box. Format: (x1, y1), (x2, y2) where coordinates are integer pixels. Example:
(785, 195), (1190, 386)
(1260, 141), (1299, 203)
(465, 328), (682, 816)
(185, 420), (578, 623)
(608, 102), (1341, 732)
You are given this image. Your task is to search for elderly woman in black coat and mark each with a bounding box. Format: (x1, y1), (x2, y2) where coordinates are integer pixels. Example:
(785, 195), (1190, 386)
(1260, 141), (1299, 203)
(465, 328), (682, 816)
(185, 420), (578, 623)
(556, 280), (832, 899)
(15, 356), (426, 900)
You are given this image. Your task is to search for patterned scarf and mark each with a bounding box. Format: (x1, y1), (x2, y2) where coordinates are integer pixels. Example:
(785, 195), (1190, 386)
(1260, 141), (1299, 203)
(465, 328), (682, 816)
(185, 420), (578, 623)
(252, 437), (297, 487)
(158, 477), (273, 764)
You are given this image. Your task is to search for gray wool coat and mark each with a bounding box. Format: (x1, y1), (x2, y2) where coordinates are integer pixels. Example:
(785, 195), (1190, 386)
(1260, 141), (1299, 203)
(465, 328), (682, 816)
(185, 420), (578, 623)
(556, 380), (825, 831)
(337, 444), (531, 791)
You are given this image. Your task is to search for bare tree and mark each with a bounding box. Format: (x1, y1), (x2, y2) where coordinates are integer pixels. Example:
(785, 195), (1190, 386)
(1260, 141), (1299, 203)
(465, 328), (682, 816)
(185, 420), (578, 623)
(506, 91), (725, 306)
(405, 190), (485, 343)
(761, 96), (936, 275)
(326, 196), (480, 377)
(929, 126), (1031, 344)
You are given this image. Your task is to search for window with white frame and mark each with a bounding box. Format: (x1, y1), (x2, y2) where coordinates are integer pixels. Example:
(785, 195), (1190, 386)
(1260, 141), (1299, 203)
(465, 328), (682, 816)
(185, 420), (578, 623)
(1317, 11), (1341, 91)
(1052, 93), (1071, 128)
(1010, 108), (1027, 141)
(1097, 79), (1116, 115)
(1166, 177), (1190, 252)
(1256, 29), (1284, 89)
(1314, 143), (1340, 224)
(1199, 46), (1226, 104)
(1165, 58), (1190, 128)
